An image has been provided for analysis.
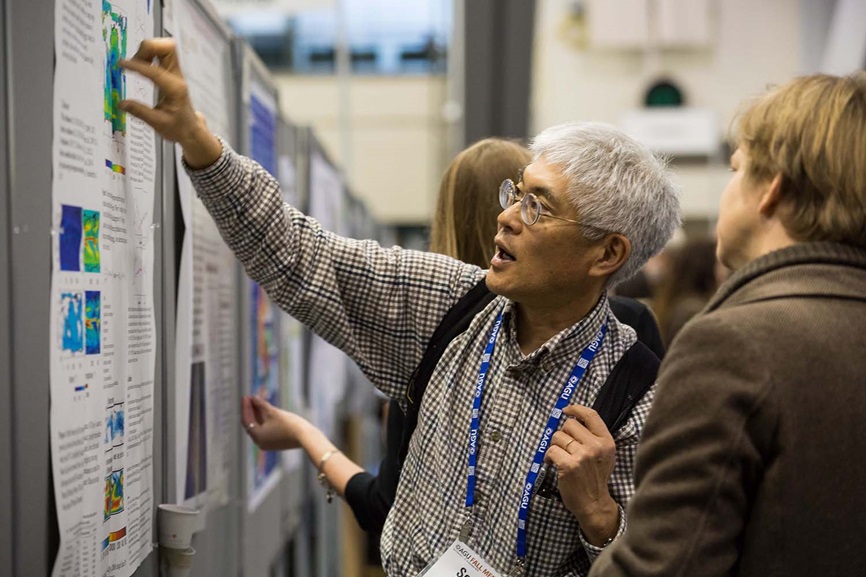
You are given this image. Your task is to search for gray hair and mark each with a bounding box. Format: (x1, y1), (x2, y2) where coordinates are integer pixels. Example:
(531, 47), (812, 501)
(529, 122), (681, 287)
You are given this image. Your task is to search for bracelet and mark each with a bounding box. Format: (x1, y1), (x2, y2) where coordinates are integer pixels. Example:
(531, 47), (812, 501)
(316, 449), (340, 503)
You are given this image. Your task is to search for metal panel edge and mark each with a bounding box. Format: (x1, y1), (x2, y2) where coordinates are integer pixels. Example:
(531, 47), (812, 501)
(167, 3), (242, 577)
(0, 0), (14, 573)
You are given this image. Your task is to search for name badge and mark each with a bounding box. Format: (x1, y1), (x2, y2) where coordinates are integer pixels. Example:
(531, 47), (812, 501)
(420, 540), (504, 577)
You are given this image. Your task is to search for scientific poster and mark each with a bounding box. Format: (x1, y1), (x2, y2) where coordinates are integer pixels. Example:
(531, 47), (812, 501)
(246, 77), (283, 510)
(50, 1), (157, 576)
(307, 151), (348, 438)
(277, 150), (305, 474)
(173, 0), (238, 509)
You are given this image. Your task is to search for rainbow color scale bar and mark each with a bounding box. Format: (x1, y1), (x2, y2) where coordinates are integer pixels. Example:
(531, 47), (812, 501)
(74, 383), (89, 392)
(101, 527), (127, 550)
(105, 160), (126, 174)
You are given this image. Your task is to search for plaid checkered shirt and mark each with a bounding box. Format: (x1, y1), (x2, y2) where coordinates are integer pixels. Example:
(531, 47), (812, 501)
(187, 144), (653, 577)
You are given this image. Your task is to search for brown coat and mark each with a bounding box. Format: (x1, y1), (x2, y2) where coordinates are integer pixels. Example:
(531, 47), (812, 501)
(591, 242), (866, 577)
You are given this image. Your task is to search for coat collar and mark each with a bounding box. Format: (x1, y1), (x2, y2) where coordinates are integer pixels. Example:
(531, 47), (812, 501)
(707, 242), (866, 312)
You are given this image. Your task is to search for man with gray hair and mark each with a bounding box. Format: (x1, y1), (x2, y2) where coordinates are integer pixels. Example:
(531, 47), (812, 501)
(121, 39), (680, 577)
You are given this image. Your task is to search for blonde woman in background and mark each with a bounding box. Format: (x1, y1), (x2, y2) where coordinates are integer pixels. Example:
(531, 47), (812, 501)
(241, 138), (531, 536)
(430, 139), (531, 267)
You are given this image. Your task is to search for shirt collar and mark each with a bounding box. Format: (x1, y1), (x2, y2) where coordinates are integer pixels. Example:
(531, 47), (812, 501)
(499, 294), (610, 370)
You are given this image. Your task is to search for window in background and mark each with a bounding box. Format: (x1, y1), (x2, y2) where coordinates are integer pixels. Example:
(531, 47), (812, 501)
(228, 0), (451, 74)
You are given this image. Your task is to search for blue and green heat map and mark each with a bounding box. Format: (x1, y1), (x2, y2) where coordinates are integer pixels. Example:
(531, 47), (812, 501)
(103, 0), (128, 136)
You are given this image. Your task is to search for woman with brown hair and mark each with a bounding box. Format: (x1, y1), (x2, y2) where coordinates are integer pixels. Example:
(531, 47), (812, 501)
(241, 138), (531, 535)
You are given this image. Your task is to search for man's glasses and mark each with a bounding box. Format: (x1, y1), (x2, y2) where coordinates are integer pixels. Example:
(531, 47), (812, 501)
(498, 179), (582, 226)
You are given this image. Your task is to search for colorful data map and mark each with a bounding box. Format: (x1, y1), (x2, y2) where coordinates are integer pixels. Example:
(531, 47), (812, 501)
(104, 470), (124, 520)
(105, 405), (125, 447)
(60, 205), (100, 273)
(61, 292), (84, 353)
(83, 209), (101, 272)
(102, 0), (127, 137)
(85, 291), (101, 355)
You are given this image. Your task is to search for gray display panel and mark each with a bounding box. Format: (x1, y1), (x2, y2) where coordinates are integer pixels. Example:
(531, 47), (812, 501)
(8, 0), (62, 573)
(0, 0), (14, 574)
(163, 1), (241, 576)
(235, 39), (289, 577)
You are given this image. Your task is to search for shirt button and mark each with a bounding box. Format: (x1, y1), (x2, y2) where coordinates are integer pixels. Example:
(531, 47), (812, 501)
(490, 431), (502, 443)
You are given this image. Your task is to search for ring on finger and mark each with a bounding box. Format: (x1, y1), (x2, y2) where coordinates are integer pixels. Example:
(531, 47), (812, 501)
(564, 438), (575, 451)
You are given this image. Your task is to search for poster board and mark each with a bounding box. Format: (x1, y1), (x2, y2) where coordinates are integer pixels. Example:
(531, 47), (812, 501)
(238, 42), (283, 512)
(171, 0), (240, 515)
(49, 0), (159, 574)
(164, 1), (242, 576)
(276, 116), (308, 539)
(235, 40), (291, 577)
(305, 135), (349, 440)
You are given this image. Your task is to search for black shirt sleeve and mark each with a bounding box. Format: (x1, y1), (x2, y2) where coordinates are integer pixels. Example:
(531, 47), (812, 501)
(344, 399), (405, 535)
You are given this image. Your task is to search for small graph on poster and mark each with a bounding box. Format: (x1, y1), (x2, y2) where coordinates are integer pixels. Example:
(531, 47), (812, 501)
(60, 205), (83, 272)
(85, 290), (101, 355)
(105, 403), (125, 448)
(102, 0), (127, 174)
(60, 204), (101, 273)
(103, 470), (125, 520)
(83, 209), (101, 272)
(60, 292), (85, 355)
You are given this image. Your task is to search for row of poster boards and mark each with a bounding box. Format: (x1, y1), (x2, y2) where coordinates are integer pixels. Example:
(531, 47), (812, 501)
(1, 0), (386, 575)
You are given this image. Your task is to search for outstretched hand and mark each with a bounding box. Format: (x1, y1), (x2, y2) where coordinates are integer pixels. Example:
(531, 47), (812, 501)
(118, 38), (222, 169)
(240, 395), (311, 452)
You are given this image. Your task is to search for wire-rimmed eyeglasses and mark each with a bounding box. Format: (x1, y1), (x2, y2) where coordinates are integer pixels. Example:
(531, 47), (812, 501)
(498, 178), (583, 226)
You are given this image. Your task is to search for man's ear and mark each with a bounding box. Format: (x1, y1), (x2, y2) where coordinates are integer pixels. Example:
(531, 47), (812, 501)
(757, 174), (784, 218)
(589, 234), (631, 280)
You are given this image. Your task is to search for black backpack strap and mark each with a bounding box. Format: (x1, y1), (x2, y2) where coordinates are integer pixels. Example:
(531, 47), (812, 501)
(609, 295), (666, 360)
(538, 339), (660, 500)
(399, 278), (494, 465)
(591, 339), (660, 436)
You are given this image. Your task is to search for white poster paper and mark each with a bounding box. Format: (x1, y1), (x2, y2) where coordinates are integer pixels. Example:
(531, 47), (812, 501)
(50, 1), (157, 575)
(173, 0), (238, 509)
(309, 150), (344, 234)
(277, 152), (305, 473)
(307, 151), (348, 437)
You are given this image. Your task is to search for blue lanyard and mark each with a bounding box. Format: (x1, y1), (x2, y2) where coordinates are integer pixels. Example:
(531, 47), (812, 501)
(463, 310), (607, 561)
(465, 310), (505, 507)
